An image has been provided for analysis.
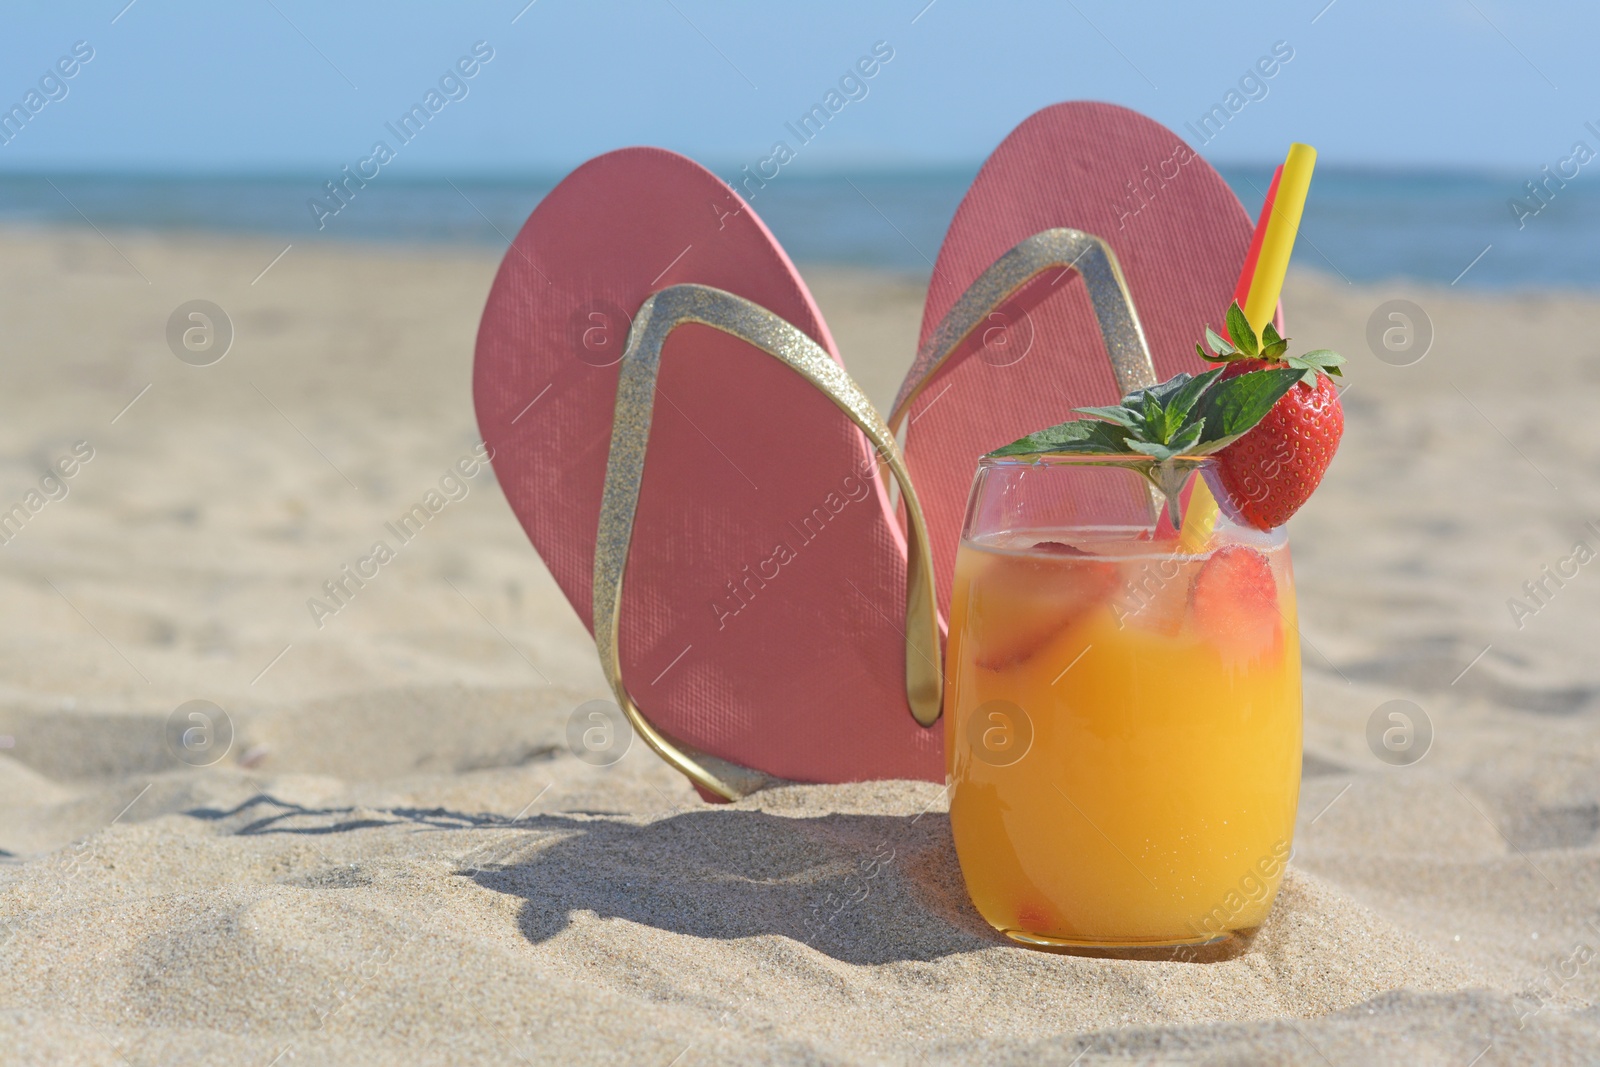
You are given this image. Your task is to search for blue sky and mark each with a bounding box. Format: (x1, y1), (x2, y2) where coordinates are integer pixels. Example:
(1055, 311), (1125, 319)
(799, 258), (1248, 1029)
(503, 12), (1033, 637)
(0, 0), (1592, 175)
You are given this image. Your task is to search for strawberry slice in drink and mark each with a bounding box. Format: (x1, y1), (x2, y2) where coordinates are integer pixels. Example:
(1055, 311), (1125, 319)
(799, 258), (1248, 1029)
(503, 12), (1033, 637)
(970, 542), (1117, 670)
(1190, 545), (1282, 662)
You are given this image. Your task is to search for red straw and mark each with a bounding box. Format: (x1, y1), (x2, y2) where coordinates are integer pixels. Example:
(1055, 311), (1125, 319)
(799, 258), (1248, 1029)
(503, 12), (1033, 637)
(1231, 164), (1283, 311)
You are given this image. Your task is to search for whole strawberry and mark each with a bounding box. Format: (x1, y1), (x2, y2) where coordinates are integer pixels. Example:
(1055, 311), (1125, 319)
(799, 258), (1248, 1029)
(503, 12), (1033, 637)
(1197, 302), (1345, 531)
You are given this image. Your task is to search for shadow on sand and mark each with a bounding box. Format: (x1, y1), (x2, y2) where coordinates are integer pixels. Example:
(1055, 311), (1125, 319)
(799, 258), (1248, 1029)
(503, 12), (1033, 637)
(190, 794), (1252, 965)
(467, 807), (999, 965)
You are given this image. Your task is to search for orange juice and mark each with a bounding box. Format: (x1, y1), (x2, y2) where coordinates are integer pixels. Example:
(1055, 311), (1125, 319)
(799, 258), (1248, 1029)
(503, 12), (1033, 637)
(946, 527), (1302, 947)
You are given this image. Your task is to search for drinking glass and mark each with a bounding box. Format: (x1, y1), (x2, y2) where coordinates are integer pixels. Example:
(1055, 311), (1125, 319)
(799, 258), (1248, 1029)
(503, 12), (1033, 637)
(945, 454), (1302, 949)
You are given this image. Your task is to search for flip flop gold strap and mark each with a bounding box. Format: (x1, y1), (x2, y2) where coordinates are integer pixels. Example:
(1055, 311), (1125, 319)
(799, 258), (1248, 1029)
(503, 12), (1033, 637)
(594, 283), (943, 801)
(888, 229), (1158, 433)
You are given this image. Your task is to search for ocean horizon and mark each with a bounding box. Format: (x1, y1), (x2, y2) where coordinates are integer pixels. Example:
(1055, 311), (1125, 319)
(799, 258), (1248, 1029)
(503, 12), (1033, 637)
(0, 164), (1588, 291)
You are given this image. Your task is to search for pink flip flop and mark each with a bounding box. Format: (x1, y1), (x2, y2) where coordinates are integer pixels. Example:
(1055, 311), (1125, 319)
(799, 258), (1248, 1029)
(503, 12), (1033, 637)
(474, 148), (942, 800)
(890, 102), (1267, 613)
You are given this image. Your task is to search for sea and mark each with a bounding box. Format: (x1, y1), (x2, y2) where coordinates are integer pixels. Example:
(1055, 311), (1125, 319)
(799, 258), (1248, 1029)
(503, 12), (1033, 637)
(0, 165), (1594, 291)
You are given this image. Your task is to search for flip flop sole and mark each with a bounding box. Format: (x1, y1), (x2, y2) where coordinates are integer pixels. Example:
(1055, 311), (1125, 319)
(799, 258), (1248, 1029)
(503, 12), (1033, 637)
(475, 148), (941, 786)
(897, 102), (1257, 613)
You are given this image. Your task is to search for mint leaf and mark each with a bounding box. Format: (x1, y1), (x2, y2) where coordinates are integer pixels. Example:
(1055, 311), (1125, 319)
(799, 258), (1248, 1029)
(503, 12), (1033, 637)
(1125, 437), (1180, 461)
(1164, 369), (1221, 431)
(1189, 367), (1303, 451)
(1166, 418), (1206, 455)
(1141, 391), (1162, 431)
(988, 418), (1132, 457)
(1120, 373), (1209, 445)
(1126, 417), (1207, 461)
(1072, 404), (1141, 429)
(1123, 371), (1203, 412)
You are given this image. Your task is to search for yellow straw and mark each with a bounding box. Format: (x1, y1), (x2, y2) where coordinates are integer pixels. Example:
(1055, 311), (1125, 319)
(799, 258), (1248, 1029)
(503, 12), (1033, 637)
(1177, 475), (1219, 554)
(1242, 143), (1316, 335)
(1178, 142), (1315, 551)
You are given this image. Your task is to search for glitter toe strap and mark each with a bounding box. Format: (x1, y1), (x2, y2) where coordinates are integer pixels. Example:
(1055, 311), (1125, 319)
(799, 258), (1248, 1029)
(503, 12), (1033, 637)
(889, 229), (1158, 433)
(593, 283), (942, 801)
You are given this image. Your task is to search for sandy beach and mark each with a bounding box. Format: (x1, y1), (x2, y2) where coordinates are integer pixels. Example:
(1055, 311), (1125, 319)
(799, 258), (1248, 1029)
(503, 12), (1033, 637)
(1, 226), (1598, 1064)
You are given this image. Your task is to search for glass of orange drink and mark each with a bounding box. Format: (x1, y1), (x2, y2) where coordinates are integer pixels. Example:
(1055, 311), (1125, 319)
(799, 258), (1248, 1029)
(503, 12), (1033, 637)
(946, 454), (1301, 949)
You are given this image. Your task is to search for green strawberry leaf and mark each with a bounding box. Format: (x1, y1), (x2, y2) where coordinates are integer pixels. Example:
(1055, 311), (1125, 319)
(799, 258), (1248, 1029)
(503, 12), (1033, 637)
(1189, 367), (1304, 451)
(1261, 321), (1285, 348)
(1225, 302), (1259, 357)
(1285, 349), (1346, 382)
(1204, 327), (1234, 357)
(1298, 348), (1346, 376)
(1260, 338), (1290, 360)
